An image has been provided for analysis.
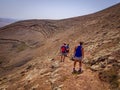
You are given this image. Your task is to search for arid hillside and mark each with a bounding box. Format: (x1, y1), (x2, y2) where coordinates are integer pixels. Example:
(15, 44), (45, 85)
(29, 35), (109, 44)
(0, 3), (120, 90)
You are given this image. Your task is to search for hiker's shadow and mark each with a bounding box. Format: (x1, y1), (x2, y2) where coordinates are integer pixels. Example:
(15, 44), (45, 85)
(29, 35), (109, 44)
(72, 70), (84, 75)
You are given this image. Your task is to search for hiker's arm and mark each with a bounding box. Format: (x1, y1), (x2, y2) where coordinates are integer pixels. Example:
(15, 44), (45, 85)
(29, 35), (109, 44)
(74, 46), (76, 55)
(82, 48), (84, 58)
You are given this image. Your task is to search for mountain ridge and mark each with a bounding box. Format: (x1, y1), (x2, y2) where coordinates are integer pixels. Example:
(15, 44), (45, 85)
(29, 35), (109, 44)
(0, 3), (120, 90)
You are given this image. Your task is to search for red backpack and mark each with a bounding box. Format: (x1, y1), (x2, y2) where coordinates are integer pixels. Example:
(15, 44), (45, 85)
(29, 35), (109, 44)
(61, 46), (66, 53)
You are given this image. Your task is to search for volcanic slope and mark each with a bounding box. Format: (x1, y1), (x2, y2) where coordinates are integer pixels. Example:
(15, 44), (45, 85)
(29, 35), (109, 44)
(0, 3), (120, 90)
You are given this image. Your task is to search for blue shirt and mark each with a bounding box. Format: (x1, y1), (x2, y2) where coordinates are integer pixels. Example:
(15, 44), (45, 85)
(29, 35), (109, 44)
(75, 45), (82, 57)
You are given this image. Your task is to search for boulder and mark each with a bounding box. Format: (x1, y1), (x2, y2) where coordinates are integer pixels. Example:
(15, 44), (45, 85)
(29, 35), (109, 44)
(90, 64), (101, 71)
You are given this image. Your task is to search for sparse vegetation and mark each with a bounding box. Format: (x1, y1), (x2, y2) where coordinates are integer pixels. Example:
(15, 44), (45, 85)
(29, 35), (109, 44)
(17, 43), (28, 52)
(0, 56), (6, 65)
(99, 67), (119, 89)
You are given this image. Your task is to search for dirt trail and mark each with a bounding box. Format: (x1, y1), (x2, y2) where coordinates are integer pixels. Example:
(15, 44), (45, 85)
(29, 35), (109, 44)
(52, 55), (110, 90)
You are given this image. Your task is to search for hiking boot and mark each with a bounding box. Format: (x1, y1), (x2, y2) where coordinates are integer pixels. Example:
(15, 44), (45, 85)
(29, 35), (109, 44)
(60, 60), (62, 62)
(78, 68), (82, 74)
(72, 68), (77, 74)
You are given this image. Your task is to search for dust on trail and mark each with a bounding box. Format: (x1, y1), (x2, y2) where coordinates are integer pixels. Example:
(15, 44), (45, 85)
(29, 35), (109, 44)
(52, 55), (110, 90)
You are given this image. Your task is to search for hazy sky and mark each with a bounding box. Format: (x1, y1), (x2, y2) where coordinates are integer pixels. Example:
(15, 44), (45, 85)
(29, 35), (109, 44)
(0, 0), (120, 20)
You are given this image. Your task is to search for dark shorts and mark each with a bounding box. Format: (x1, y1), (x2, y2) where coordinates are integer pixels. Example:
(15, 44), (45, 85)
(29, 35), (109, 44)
(66, 50), (69, 53)
(61, 52), (67, 56)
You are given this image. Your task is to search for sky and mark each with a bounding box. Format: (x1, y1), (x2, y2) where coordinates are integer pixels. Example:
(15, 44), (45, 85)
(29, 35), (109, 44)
(0, 0), (120, 20)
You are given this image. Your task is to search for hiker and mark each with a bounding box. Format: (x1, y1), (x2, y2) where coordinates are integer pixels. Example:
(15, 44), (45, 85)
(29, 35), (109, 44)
(60, 43), (67, 62)
(66, 44), (70, 56)
(72, 42), (84, 73)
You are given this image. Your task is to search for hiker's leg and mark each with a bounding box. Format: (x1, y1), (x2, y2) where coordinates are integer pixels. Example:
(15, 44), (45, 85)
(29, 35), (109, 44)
(61, 55), (63, 62)
(67, 52), (69, 57)
(72, 60), (77, 73)
(74, 60), (77, 69)
(79, 61), (82, 68)
(63, 55), (65, 62)
(78, 60), (82, 71)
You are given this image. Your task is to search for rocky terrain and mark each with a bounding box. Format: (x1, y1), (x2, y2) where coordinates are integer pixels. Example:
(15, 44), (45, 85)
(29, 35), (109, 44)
(0, 3), (120, 90)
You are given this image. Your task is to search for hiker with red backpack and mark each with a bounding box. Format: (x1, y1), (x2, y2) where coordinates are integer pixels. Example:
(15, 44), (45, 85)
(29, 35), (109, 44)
(60, 43), (67, 62)
(72, 42), (84, 74)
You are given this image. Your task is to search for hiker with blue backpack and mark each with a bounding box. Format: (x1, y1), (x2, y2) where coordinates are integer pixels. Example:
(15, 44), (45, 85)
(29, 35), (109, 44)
(66, 44), (70, 57)
(60, 43), (67, 62)
(72, 42), (84, 74)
